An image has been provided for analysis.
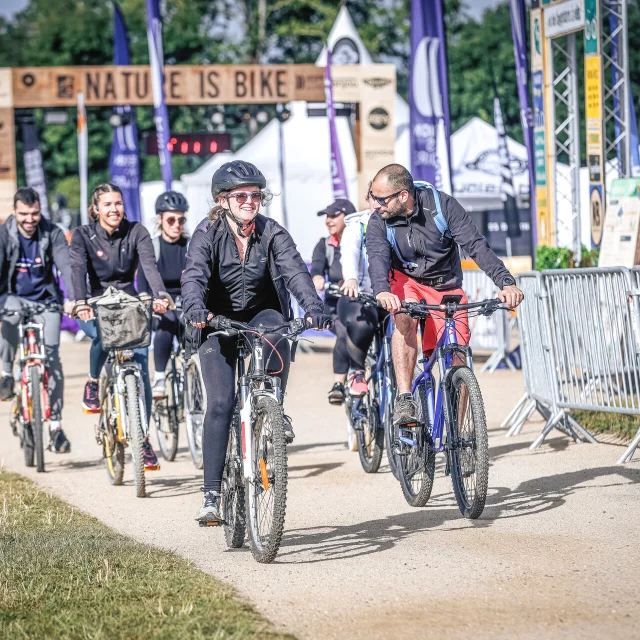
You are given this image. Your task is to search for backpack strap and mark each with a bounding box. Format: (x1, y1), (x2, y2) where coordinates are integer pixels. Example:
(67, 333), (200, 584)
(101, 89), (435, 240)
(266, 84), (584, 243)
(386, 225), (418, 271)
(414, 180), (451, 242)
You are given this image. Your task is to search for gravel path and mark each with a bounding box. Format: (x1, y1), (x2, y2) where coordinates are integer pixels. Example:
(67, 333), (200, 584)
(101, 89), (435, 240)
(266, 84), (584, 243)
(1, 339), (639, 639)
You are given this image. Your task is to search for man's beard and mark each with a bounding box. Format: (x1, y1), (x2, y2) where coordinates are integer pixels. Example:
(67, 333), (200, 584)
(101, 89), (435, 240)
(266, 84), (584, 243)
(379, 199), (409, 220)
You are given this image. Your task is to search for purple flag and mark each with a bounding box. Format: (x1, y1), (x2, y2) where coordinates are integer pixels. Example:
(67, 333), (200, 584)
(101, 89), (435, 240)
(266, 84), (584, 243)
(509, 0), (537, 247)
(409, 0), (452, 193)
(21, 120), (50, 219)
(146, 0), (173, 189)
(110, 3), (142, 222)
(324, 50), (348, 200)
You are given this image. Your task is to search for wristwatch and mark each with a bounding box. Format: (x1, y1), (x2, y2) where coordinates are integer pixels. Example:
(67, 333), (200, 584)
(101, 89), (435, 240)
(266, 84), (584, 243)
(502, 275), (516, 288)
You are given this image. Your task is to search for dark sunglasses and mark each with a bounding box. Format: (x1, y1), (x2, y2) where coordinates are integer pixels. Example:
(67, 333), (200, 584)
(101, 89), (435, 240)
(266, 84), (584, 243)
(165, 215), (186, 226)
(227, 192), (264, 204)
(369, 189), (405, 207)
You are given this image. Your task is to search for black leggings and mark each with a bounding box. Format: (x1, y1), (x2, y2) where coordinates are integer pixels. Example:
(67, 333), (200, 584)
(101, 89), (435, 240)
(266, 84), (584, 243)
(153, 310), (181, 373)
(327, 298), (349, 375)
(199, 309), (291, 492)
(337, 296), (385, 370)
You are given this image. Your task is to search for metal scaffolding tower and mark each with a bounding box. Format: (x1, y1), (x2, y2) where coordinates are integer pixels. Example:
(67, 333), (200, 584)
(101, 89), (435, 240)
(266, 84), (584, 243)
(549, 33), (582, 260)
(602, 0), (632, 178)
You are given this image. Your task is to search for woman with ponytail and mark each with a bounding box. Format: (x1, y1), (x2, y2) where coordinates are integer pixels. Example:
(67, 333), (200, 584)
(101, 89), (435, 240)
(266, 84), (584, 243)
(70, 183), (169, 471)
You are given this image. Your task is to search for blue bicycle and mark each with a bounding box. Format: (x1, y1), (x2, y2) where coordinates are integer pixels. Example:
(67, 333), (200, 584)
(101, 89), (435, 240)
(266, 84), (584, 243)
(343, 293), (397, 475)
(394, 296), (504, 518)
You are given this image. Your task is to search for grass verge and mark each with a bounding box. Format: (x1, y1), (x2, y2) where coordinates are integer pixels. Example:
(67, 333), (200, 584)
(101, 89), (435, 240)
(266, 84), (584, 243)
(0, 471), (293, 640)
(571, 410), (640, 441)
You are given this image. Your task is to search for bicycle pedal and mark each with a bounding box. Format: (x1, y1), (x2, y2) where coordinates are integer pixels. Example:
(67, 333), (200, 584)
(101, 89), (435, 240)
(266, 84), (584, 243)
(82, 407), (102, 415)
(144, 464), (161, 472)
(199, 520), (224, 527)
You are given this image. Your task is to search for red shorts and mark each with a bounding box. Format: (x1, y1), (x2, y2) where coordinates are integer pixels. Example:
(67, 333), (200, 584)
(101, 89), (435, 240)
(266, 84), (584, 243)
(390, 271), (470, 353)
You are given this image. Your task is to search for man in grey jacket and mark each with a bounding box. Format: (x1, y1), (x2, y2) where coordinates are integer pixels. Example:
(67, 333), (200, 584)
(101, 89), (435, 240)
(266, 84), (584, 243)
(366, 164), (524, 425)
(0, 187), (76, 452)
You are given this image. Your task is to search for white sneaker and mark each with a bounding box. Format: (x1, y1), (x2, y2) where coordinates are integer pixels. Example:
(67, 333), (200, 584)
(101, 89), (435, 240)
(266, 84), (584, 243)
(152, 378), (166, 399)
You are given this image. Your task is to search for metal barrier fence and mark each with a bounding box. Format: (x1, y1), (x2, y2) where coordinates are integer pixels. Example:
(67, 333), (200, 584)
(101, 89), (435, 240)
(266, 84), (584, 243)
(503, 267), (640, 463)
(462, 269), (514, 373)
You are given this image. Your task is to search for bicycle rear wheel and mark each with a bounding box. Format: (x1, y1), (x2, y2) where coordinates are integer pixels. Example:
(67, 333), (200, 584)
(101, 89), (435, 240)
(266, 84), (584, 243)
(154, 370), (179, 461)
(447, 367), (489, 519)
(397, 384), (436, 507)
(246, 395), (288, 564)
(125, 373), (146, 498)
(30, 366), (45, 473)
(101, 385), (125, 486)
(222, 402), (246, 549)
(184, 356), (205, 469)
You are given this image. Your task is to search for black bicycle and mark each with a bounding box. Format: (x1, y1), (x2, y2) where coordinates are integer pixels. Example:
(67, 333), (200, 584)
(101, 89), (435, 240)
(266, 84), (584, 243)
(200, 315), (306, 564)
(152, 299), (186, 462)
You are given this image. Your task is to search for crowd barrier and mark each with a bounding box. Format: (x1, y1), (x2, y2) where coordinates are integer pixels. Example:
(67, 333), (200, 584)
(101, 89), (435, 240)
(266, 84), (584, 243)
(502, 267), (640, 463)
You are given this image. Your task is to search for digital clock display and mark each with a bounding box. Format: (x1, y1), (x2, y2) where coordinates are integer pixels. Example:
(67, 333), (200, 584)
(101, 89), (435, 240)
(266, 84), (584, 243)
(145, 133), (231, 156)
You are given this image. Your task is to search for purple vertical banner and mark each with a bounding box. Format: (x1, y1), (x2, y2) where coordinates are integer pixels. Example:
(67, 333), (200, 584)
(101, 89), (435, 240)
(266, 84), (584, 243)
(324, 50), (348, 200)
(110, 3), (142, 222)
(409, 0), (452, 193)
(509, 0), (537, 248)
(21, 120), (50, 219)
(146, 0), (173, 190)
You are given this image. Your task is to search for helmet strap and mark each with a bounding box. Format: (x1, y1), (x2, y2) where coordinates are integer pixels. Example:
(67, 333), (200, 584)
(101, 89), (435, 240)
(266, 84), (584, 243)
(225, 209), (256, 238)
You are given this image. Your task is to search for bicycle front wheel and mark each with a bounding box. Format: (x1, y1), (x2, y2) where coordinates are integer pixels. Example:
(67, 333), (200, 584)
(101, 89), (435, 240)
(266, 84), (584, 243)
(184, 356), (205, 469)
(397, 384), (436, 507)
(447, 367), (489, 519)
(222, 402), (246, 549)
(246, 395), (288, 564)
(125, 373), (146, 498)
(30, 366), (45, 473)
(154, 370), (179, 461)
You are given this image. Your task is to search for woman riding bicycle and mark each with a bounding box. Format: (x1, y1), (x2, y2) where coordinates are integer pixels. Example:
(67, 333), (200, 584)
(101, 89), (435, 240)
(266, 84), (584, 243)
(337, 184), (389, 399)
(70, 183), (170, 470)
(137, 190), (190, 399)
(181, 160), (330, 524)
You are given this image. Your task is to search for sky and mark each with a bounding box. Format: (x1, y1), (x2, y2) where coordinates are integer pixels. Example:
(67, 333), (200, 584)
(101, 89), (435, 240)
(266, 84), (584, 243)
(1, 0), (506, 21)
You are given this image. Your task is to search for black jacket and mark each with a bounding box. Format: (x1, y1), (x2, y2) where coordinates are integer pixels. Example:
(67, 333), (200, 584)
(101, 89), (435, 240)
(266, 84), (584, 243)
(310, 237), (343, 284)
(366, 188), (513, 294)
(0, 215), (74, 304)
(182, 214), (323, 321)
(70, 218), (165, 301)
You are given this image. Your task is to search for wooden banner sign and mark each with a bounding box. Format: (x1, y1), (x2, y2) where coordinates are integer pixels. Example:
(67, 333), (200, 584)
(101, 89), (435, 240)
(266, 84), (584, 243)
(12, 64), (328, 107)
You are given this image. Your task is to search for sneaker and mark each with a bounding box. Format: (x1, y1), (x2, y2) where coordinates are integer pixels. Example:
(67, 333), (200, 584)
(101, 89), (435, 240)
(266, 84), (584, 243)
(0, 375), (15, 401)
(347, 370), (368, 398)
(152, 378), (166, 399)
(142, 439), (161, 471)
(82, 379), (101, 413)
(283, 415), (295, 443)
(328, 382), (346, 406)
(393, 393), (418, 426)
(196, 488), (223, 524)
(51, 428), (71, 453)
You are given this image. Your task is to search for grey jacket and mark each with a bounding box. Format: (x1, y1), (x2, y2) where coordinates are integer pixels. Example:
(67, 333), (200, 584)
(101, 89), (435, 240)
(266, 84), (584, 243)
(366, 188), (513, 294)
(0, 215), (74, 303)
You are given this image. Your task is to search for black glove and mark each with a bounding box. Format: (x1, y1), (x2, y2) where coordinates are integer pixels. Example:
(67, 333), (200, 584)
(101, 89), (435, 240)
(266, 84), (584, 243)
(185, 307), (210, 325)
(305, 310), (332, 330)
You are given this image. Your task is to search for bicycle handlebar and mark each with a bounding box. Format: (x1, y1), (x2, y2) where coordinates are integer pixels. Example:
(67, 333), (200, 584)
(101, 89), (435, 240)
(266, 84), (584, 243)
(0, 301), (64, 320)
(324, 283), (379, 307)
(400, 297), (506, 318)
(208, 315), (307, 337)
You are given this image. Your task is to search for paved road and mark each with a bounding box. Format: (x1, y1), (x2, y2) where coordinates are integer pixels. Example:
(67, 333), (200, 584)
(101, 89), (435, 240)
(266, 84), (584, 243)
(2, 339), (639, 639)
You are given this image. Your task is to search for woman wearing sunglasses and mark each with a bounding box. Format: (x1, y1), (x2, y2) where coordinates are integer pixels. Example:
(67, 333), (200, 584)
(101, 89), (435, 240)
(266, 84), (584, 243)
(181, 160), (330, 524)
(138, 191), (190, 398)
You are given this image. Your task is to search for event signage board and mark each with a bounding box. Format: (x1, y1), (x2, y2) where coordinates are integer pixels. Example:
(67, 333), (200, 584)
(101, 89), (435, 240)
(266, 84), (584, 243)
(583, 0), (606, 247)
(543, 0), (585, 38)
(599, 178), (640, 267)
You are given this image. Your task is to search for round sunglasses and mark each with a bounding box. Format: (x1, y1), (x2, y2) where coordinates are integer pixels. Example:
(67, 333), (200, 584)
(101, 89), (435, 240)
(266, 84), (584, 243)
(227, 192), (265, 205)
(165, 215), (186, 227)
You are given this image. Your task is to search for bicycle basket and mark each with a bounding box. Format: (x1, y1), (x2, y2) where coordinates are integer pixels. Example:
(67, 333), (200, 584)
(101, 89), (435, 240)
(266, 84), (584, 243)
(95, 297), (153, 350)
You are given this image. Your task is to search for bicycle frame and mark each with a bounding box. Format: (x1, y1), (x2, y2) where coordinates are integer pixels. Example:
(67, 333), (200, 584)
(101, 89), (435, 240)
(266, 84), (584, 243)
(236, 332), (282, 481)
(409, 314), (473, 454)
(18, 318), (50, 424)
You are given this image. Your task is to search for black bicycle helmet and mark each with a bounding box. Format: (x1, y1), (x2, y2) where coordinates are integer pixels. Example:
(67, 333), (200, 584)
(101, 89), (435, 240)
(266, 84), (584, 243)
(211, 160), (266, 199)
(155, 190), (189, 214)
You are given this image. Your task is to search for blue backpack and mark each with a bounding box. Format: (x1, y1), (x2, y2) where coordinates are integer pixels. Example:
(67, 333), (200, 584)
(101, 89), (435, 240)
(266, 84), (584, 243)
(385, 181), (451, 271)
